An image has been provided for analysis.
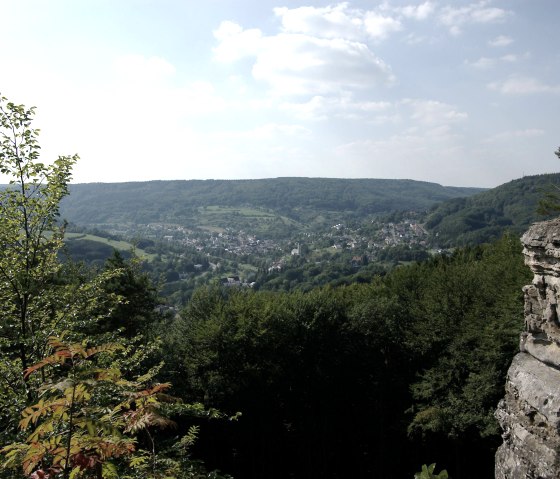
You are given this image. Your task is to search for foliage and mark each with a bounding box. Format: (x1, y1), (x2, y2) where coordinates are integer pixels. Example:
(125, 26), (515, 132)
(59, 178), (483, 237)
(1, 337), (134, 479)
(62, 238), (132, 266)
(0, 94), (77, 362)
(414, 463), (448, 479)
(97, 251), (163, 338)
(0, 94), (79, 442)
(537, 147), (560, 215)
(0, 336), (226, 479)
(158, 234), (529, 478)
(426, 173), (560, 246)
(0, 95), (233, 479)
(405, 237), (530, 441)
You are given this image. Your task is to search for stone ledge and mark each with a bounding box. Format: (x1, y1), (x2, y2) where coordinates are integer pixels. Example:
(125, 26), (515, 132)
(506, 353), (560, 428)
(520, 333), (560, 368)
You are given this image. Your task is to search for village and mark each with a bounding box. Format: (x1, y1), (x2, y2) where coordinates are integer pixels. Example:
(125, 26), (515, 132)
(95, 213), (436, 282)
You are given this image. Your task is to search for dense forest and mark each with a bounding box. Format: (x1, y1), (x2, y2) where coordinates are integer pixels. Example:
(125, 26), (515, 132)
(60, 178), (484, 228)
(0, 96), (537, 479)
(158, 236), (530, 478)
(426, 173), (560, 246)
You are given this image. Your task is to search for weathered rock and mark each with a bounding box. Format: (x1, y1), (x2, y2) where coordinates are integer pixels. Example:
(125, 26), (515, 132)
(520, 332), (560, 368)
(496, 219), (560, 478)
(522, 218), (560, 278)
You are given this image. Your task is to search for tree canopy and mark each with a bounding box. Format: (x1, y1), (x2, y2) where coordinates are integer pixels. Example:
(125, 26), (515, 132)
(0, 94), (231, 479)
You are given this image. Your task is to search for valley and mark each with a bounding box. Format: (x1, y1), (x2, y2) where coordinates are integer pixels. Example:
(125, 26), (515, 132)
(60, 174), (560, 307)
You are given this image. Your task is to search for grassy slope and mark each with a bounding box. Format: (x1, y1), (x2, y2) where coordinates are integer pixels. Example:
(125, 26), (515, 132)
(64, 233), (155, 261)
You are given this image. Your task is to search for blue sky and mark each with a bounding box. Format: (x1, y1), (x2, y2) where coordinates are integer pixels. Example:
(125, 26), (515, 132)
(1, 0), (558, 187)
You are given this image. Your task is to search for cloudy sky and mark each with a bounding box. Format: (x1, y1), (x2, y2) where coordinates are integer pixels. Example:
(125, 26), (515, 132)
(1, 0), (558, 187)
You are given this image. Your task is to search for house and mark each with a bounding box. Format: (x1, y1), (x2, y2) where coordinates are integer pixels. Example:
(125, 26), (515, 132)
(268, 262), (283, 273)
(220, 276), (241, 287)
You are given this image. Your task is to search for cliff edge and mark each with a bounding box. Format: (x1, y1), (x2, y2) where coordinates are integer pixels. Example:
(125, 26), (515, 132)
(496, 218), (560, 478)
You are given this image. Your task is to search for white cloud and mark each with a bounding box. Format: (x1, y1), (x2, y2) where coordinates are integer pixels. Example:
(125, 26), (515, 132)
(488, 76), (560, 95)
(173, 81), (228, 116)
(364, 12), (402, 39)
(403, 32), (429, 45)
(210, 5), (415, 99)
(401, 99), (468, 125)
(395, 2), (435, 21)
(465, 57), (496, 69)
(110, 56), (228, 118)
(280, 95), (391, 120)
(439, 2), (511, 35)
(214, 21), (395, 97)
(0, 53), (241, 183)
(213, 4), (476, 98)
(213, 21), (263, 63)
(273, 4), (364, 40)
(280, 96), (337, 120)
(199, 125), (315, 179)
(489, 35), (513, 47)
(273, 3), (407, 41)
(484, 128), (545, 142)
(465, 52), (524, 69)
(500, 53), (518, 63)
(471, 6), (507, 23)
(255, 36), (394, 96)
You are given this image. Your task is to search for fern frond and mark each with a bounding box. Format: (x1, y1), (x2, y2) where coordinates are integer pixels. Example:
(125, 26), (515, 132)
(24, 352), (71, 378)
(85, 343), (124, 359)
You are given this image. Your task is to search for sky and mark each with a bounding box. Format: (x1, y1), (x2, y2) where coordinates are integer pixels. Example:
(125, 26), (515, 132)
(1, 0), (558, 188)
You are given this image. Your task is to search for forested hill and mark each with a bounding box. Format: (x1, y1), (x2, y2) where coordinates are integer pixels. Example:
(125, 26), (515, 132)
(425, 173), (560, 246)
(60, 178), (484, 225)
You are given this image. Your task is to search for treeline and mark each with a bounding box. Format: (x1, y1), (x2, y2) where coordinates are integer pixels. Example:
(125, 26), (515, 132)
(59, 178), (484, 229)
(426, 173), (560, 245)
(155, 234), (530, 479)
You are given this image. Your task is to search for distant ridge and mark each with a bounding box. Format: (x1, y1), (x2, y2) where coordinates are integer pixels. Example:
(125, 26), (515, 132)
(425, 173), (560, 246)
(60, 177), (484, 226)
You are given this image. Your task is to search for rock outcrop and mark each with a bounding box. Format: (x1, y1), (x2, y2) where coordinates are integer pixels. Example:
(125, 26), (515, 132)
(496, 219), (560, 478)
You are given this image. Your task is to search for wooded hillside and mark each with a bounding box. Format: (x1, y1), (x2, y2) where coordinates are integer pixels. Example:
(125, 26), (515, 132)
(60, 178), (484, 227)
(425, 173), (560, 245)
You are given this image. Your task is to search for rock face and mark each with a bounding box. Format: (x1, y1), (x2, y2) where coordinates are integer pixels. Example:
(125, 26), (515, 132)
(495, 219), (560, 478)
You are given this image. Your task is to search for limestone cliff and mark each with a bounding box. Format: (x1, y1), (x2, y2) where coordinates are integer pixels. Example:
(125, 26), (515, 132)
(496, 219), (560, 478)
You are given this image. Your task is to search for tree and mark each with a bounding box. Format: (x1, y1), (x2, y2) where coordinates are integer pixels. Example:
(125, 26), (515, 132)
(0, 94), (79, 439)
(537, 146), (560, 214)
(404, 236), (530, 477)
(1, 338), (135, 479)
(0, 96), (77, 354)
(1, 336), (213, 479)
(0, 94), (233, 479)
(97, 250), (163, 338)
